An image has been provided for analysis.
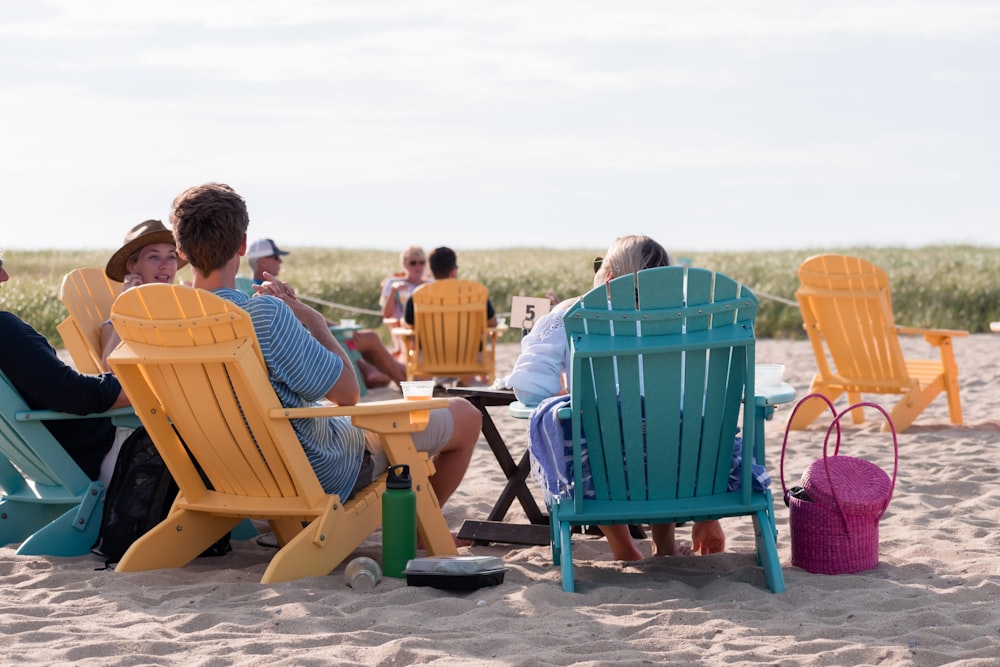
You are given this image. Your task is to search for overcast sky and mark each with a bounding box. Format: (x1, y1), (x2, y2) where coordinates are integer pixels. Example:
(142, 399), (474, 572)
(2, 1), (998, 252)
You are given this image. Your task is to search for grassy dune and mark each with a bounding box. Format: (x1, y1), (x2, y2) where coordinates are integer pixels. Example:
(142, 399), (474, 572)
(2, 245), (997, 347)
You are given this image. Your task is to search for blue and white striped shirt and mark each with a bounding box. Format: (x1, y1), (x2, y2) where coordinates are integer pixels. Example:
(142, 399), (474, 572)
(215, 288), (366, 499)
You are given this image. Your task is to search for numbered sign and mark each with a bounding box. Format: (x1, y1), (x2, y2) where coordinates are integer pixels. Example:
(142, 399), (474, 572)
(510, 296), (552, 338)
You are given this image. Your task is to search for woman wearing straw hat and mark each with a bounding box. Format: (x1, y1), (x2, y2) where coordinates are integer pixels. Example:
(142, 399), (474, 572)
(99, 219), (187, 369)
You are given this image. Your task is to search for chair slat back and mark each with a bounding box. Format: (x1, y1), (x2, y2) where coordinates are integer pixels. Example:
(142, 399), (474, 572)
(564, 266), (758, 511)
(109, 284), (327, 507)
(796, 254), (909, 388)
(58, 268), (124, 373)
(410, 279), (493, 376)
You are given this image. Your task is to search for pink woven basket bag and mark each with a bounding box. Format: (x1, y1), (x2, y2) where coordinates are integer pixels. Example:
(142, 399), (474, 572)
(780, 393), (899, 575)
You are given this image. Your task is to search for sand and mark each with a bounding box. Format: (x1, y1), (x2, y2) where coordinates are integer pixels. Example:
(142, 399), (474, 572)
(3, 336), (999, 666)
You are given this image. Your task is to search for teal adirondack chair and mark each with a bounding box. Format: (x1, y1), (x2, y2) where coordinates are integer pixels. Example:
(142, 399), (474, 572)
(0, 370), (134, 556)
(550, 266), (785, 593)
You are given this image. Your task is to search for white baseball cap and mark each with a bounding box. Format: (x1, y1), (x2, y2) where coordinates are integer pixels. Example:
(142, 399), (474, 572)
(246, 238), (289, 260)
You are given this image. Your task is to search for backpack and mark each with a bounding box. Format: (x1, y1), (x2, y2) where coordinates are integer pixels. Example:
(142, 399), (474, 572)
(92, 426), (231, 564)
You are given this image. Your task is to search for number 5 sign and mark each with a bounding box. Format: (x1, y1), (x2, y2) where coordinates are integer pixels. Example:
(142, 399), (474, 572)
(509, 296), (552, 337)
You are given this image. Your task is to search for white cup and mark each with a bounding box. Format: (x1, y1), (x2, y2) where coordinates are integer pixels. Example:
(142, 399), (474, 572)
(755, 364), (786, 388)
(340, 319), (357, 328)
(496, 317), (507, 328)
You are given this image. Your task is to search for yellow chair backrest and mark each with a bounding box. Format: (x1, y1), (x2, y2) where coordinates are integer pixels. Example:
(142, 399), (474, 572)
(57, 268), (123, 374)
(407, 279), (496, 381)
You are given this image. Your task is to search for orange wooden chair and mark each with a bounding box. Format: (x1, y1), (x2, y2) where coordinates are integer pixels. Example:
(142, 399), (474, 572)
(107, 284), (456, 583)
(398, 279), (498, 382)
(789, 254), (967, 432)
(57, 268), (123, 373)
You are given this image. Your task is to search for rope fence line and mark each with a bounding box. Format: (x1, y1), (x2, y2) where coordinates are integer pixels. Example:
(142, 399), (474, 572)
(751, 289), (799, 308)
(299, 284), (799, 320)
(298, 294), (382, 317)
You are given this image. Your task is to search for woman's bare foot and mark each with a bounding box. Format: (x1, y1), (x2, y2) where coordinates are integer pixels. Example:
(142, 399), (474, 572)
(650, 523), (693, 557)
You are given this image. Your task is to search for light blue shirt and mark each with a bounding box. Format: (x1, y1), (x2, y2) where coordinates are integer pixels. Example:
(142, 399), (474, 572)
(215, 288), (366, 499)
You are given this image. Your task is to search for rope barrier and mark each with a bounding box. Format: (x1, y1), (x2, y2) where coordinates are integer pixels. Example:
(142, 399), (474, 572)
(751, 289), (799, 308)
(298, 283), (799, 320)
(297, 294), (382, 317)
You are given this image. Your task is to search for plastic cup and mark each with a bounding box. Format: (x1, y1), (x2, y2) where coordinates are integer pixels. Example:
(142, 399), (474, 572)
(400, 381), (435, 424)
(496, 317), (507, 328)
(345, 556), (382, 591)
(340, 319), (357, 328)
(755, 364), (786, 389)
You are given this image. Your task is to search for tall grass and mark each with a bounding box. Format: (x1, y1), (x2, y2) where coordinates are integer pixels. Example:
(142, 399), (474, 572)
(2, 245), (998, 347)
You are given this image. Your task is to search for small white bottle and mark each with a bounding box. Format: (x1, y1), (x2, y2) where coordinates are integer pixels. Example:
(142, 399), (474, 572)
(345, 556), (382, 591)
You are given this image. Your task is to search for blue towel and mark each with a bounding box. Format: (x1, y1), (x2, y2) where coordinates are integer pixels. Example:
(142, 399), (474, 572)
(528, 396), (770, 504)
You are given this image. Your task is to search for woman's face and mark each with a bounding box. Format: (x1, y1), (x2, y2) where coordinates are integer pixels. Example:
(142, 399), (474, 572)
(128, 243), (178, 284)
(403, 254), (426, 282)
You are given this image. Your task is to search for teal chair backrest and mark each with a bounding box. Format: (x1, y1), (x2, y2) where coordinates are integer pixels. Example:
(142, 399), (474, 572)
(0, 370), (94, 498)
(563, 266), (759, 513)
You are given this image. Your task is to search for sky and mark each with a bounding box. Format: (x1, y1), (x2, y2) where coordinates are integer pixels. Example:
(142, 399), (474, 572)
(2, 1), (999, 253)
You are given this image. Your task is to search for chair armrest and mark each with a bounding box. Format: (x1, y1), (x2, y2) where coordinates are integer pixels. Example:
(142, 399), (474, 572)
(896, 325), (968, 338)
(896, 325), (969, 348)
(269, 398), (448, 420)
(15, 406), (138, 422)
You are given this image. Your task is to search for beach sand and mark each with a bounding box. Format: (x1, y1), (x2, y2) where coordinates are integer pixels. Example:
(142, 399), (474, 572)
(3, 336), (999, 666)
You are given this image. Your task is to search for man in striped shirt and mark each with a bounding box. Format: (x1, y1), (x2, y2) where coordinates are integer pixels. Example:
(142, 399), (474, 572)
(169, 183), (481, 512)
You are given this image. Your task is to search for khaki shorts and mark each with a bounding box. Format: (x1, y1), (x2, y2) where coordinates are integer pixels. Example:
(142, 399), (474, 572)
(362, 407), (455, 484)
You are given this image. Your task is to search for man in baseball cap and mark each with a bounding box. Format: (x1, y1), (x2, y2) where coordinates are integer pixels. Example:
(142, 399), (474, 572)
(246, 238), (289, 284)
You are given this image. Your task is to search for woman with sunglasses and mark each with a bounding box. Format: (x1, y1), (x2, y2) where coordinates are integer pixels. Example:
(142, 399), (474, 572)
(379, 246), (430, 364)
(379, 246), (429, 321)
(506, 235), (726, 561)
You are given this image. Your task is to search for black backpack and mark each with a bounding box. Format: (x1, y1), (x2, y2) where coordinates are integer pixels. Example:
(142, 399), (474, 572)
(92, 426), (231, 565)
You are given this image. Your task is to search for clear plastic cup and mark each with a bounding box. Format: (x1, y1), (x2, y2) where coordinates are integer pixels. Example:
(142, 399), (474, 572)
(345, 556), (382, 591)
(400, 381), (435, 424)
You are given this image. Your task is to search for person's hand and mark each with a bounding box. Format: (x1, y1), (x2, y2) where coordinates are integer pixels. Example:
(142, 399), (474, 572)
(255, 272), (298, 302)
(122, 273), (143, 291)
(691, 519), (726, 555)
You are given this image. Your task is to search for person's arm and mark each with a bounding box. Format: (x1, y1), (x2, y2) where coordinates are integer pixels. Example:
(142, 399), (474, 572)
(507, 305), (574, 406)
(99, 320), (120, 372)
(486, 298), (497, 328)
(0, 312), (124, 414)
(402, 297), (414, 327)
(255, 273), (360, 406)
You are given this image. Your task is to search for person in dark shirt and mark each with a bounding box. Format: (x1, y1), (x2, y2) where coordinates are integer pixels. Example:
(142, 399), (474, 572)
(0, 255), (129, 481)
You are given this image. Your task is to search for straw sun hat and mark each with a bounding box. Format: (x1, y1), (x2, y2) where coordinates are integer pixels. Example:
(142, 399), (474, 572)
(105, 219), (186, 282)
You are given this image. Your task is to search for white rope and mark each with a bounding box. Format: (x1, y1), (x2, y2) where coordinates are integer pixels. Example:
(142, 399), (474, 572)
(297, 293), (382, 316)
(751, 289), (799, 308)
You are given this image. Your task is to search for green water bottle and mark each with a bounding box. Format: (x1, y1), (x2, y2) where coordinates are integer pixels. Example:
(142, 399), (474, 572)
(382, 464), (417, 578)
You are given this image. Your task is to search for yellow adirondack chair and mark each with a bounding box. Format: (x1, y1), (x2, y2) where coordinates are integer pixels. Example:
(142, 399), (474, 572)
(107, 284), (457, 584)
(789, 254), (967, 432)
(399, 279), (498, 382)
(57, 268), (123, 374)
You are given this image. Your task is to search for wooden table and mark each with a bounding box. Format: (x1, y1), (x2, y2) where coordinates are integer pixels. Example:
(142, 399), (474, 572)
(445, 386), (551, 546)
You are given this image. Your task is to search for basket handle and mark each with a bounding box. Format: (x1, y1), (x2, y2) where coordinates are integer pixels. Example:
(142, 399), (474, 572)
(821, 401), (900, 527)
(780, 392), (840, 503)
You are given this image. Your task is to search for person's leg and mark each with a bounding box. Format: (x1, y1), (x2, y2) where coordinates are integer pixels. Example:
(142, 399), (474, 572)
(370, 397), (480, 508)
(650, 523), (693, 556)
(422, 397), (480, 506)
(353, 330), (407, 384)
(356, 358), (391, 388)
(599, 525), (643, 560)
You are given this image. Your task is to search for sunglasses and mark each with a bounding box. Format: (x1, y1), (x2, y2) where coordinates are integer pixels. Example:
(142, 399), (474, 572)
(593, 256), (603, 274)
(408, 260), (426, 266)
